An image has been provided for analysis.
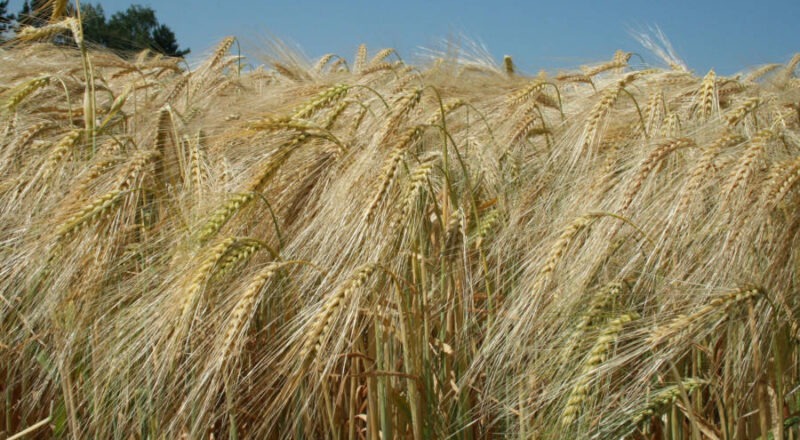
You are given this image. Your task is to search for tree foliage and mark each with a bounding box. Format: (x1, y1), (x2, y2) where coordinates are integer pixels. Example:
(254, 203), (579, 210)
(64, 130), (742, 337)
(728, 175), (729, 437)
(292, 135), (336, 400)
(17, 0), (49, 28)
(95, 4), (189, 57)
(15, 1), (189, 57)
(0, 1), (14, 38)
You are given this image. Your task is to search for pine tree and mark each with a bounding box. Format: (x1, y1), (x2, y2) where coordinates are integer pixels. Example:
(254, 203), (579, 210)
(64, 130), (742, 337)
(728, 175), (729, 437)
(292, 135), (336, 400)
(18, 0), (50, 28)
(0, 1), (15, 38)
(80, 3), (189, 57)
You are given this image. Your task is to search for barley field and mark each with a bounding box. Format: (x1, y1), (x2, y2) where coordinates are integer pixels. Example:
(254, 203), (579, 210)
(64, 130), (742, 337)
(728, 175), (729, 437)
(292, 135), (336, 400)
(1, 15), (800, 440)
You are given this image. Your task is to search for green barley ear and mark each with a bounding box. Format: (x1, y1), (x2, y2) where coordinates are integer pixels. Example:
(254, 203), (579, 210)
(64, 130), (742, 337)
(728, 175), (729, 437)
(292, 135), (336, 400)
(196, 193), (256, 243)
(504, 55), (515, 76)
(648, 287), (762, 346)
(629, 378), (707, 427)
(562, 313), (639, 427)
(562, 281), (627, 361)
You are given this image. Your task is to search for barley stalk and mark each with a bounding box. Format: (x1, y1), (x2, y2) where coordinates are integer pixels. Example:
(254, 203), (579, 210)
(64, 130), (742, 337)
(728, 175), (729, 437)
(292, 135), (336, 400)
(368, 48), (396, 67)
(509, 112), (549, 144)
(154, 107), (182, 190)
(507, 80), (547, 106)
(359, 62), (395, 76)
(746, 64), (782, 82)
(113, 150), (159, 191)
(313, 54), (337, 73)
(475, 208), (501, 248)
(188, 132), (208, 197)
(642, 91), (664, 133)
(380, 88), (423, 141)
(660, 112), (681, 138)
(70, 156), (122, 196)
(219, 262), (284, 362)
(164, 75), (190, 104)
(556, 72), (594, 87)
(11, 121), (55, 150)
(209, 37), (236, 70)
(244, 133), (309, 193)
(16, 19), (75, 42)
(425, 99), (466, 125)
(217, 260), (315, 372)
(98, 85), (132, 130)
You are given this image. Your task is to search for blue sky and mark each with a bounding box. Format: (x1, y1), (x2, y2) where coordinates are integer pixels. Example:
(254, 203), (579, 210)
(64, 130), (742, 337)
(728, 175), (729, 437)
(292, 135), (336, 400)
(7, 0), (799, 75)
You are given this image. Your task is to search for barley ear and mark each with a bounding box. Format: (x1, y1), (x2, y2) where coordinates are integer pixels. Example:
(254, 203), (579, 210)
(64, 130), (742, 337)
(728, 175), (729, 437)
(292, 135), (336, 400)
(210, 37), (236, 69)
(629, 379), (707, 427)
(694, 69), (717, 120)
(533, 214), (601, 295)
(763, 156), (800, 210)
(355, 44), (368, 74)
(50, 0), (68, 22)
(197, 193), (256, 243)
(647, 287), (762, 346)
(56, 189), (125, 240)
(562, 313), (639, 426)
(300, 264), (377, 363)
(4, 76), (50, 113)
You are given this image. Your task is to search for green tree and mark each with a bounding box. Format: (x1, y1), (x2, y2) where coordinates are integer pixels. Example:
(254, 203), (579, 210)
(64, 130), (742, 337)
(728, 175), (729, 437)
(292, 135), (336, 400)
(17, 0), (50, 28)
(80, 3), (109, 47)
(0, 1), (14, 38)
(96, 4), (189, 57)
(152, 24), (184, 57)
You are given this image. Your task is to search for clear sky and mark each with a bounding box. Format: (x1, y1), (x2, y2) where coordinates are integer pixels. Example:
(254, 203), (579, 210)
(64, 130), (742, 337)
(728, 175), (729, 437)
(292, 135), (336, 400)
(7, 0), (799, 75)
